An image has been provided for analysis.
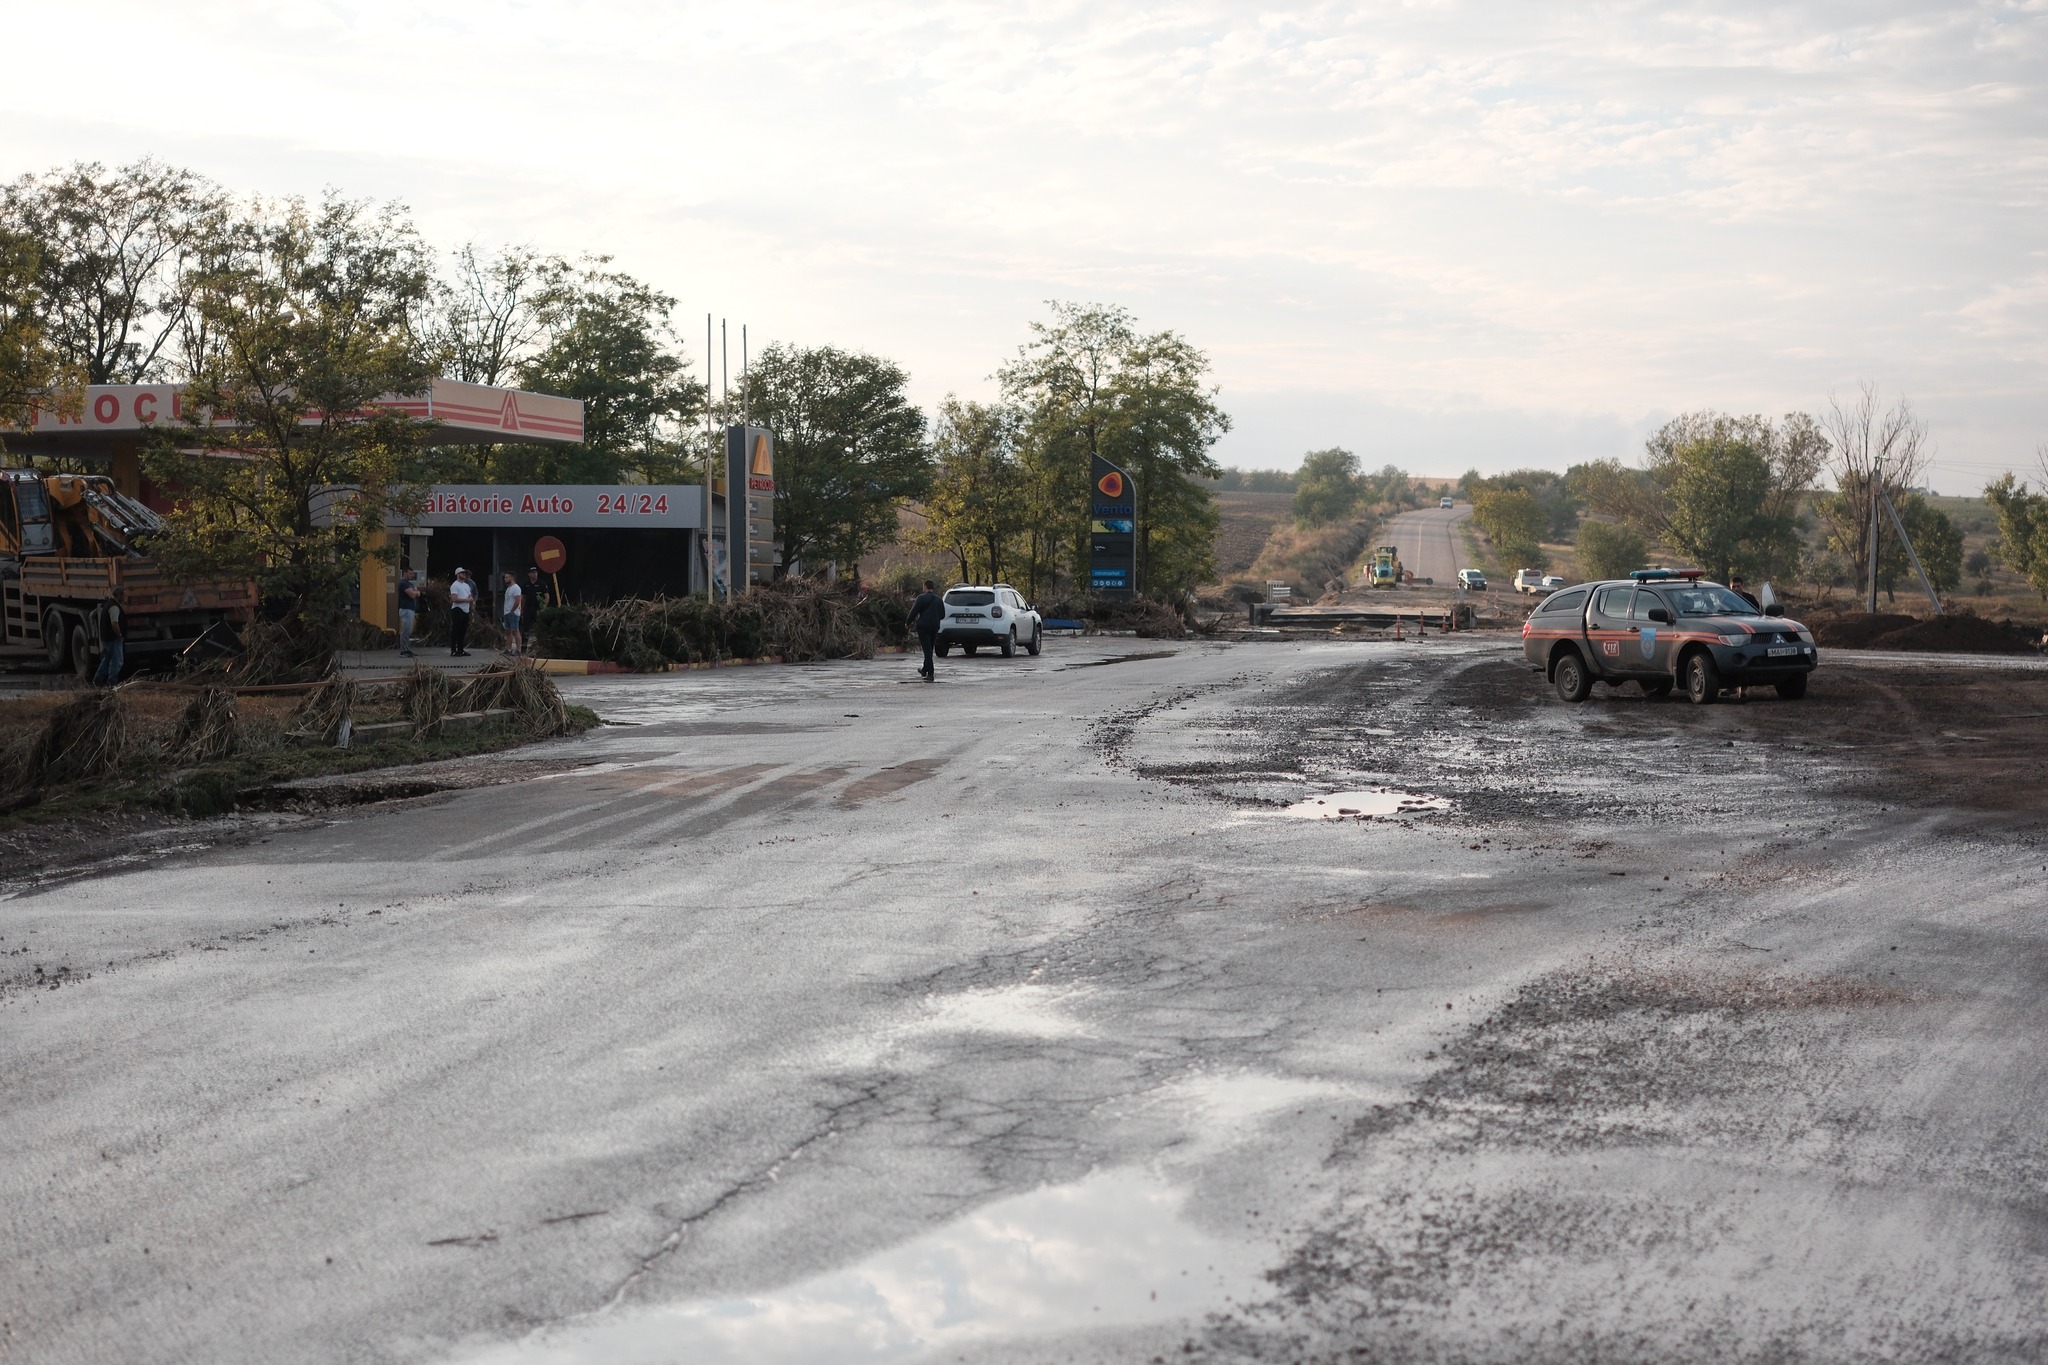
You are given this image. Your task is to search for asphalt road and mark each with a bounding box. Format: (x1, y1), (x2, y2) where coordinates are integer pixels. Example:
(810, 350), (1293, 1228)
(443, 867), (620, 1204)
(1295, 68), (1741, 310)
(5, 638), (2047, 1363)
(1382, 502), (1472, 584)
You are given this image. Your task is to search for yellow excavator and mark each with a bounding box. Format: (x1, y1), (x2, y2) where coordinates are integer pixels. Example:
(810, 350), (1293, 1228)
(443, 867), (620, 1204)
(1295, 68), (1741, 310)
(1, 469), (255, 676)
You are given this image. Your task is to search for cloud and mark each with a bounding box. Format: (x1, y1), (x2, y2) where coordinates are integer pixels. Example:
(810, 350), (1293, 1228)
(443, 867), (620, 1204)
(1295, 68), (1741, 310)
(2, 1), (2042, 473)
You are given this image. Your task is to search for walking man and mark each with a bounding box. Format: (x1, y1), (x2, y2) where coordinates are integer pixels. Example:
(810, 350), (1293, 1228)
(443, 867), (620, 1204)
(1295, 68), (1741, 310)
(91, 587), (126, 686)
(500, 572), (523, 654)
(448, 568), (475, 656)
(907, 578), (944, 681)
(397, 567), (420, 658)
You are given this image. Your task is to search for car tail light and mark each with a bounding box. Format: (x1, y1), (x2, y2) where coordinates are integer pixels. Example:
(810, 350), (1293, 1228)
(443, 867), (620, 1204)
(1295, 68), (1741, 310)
(991, 606), (1004, 618)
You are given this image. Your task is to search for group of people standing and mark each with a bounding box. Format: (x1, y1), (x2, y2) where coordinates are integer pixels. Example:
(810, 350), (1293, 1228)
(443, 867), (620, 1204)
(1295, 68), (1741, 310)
(395, 566), (552, 660)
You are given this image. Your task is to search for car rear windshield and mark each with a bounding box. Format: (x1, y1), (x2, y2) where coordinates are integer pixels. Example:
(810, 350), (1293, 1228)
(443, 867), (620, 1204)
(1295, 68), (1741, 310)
(1536, 588), (1588, 616)
(945, 590), (995, 606)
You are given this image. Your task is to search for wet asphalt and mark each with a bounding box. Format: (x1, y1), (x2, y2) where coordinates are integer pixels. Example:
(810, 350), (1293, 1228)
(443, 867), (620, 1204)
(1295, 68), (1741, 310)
(3, 637), (2045, 1363)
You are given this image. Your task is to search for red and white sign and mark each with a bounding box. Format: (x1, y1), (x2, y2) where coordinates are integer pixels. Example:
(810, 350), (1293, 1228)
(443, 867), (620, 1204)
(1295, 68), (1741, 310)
(11, 379), (584, 446)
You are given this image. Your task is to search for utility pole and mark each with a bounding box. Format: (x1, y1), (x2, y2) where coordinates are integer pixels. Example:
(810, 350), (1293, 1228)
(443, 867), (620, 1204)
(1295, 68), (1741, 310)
(704, 312), (716, 600)
(1866, 455), (1884, 614)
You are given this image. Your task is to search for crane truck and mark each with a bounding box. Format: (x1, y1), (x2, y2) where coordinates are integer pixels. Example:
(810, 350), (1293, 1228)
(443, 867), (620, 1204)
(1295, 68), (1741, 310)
(1, 468), (256, 677)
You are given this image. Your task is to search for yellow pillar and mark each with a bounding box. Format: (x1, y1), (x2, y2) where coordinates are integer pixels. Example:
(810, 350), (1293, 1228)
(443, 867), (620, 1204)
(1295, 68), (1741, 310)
(110, 443), (143, 497)
(359, 527), (393, 631)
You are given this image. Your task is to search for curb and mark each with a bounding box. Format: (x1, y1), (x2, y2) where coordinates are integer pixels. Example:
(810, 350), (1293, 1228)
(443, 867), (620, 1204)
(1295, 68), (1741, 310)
(535, 645), (915, 676)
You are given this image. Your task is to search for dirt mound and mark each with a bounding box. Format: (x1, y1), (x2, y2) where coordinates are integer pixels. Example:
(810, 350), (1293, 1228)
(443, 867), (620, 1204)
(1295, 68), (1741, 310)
(1804, 607), (2037, 654)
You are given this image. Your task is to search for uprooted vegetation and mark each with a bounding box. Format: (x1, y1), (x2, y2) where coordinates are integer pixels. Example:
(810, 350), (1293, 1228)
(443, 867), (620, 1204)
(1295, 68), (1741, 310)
(0, 659), (593, 826)
(1236, 510), (1382, 601)
(533, 579), (912, 668)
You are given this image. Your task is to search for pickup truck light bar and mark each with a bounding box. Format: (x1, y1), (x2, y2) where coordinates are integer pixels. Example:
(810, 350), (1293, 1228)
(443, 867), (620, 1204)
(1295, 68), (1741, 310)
(1628, 568), (1705, 581)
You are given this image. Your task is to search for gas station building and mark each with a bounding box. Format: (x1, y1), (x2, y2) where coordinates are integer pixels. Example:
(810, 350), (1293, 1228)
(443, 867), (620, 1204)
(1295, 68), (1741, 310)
(5, 381), (776, 629)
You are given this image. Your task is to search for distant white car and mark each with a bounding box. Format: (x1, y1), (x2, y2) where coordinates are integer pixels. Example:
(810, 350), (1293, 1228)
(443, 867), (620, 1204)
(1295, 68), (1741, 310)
(1457, 568), (1488, 590)
(937, 584), (1042, 657)
(1540, 574), (1567, 591)
(1513, 569), (1547, 595)
(1440, 495), (1454, 509)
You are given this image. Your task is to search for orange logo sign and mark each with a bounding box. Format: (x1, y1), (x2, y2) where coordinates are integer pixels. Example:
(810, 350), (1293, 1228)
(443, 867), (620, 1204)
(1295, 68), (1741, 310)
(1097, 471), (1124, 498)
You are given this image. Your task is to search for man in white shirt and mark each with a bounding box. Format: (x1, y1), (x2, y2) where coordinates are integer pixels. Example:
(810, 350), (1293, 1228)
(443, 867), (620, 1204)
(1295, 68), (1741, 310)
(500, 572), (523, 654)
(448, 568), (475, 657)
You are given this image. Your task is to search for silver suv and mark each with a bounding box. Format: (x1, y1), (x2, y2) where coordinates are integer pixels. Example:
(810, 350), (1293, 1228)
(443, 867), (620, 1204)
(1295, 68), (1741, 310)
(937, 585), (1042, 658)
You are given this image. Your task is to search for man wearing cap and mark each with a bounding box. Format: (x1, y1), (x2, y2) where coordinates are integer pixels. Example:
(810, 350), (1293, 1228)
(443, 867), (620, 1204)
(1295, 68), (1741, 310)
(448, 568), (475, 657)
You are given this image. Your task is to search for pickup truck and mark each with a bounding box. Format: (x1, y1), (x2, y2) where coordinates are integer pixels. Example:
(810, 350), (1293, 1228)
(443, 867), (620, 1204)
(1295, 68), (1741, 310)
(1522, 569), (1818, 704)
(1513, 568), (1546, 594)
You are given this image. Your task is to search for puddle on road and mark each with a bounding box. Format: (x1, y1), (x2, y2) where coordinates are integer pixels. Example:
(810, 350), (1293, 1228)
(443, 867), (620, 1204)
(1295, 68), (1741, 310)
(1277, 789), (1450, 820)
(453, 1169), (1267, 1365)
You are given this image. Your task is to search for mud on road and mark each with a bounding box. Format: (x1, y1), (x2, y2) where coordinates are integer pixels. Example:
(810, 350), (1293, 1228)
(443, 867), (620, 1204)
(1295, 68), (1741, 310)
(1102, 645), (2048, 1363)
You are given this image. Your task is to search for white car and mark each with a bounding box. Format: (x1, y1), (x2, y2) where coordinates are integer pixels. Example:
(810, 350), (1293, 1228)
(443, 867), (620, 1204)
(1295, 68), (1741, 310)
(1513, 568), (1547, 595)
(1440, 496), (1454, 509)
(1540, 574), (1567, 591)
(1457, 568), (1488, 590)
(937, 584), (1042, 657)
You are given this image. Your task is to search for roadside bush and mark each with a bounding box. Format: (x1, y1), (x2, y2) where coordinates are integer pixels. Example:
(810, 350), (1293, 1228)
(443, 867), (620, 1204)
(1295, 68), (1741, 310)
(1576, 520), (1648, 581)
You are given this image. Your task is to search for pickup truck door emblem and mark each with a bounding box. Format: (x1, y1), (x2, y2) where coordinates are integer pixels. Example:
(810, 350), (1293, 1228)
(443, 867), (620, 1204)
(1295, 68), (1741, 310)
(1639, 627), (1658, 658)
(1602, 640), (1620, 656)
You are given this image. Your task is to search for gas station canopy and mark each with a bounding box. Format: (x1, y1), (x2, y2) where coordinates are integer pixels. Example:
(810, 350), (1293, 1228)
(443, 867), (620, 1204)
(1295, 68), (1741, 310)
(3, 379), (585, 459)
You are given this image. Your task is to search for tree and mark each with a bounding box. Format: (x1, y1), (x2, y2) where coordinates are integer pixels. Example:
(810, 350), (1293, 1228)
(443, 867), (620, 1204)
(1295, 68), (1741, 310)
(501, 262), (704, 485)
(1471, 487), (1546, 569)
(1, 160), (223, 384)
(914, 398), (1022, 585)
(739, 342), (930, 576)
(1577, 411), (1815, 582)
(0, 225), (76, 435)
(1881, 494), (1961, 599)
(1292, 448), (1359, 527)
(418, 244), (565, 389)
(1000, 301), (1228, 596)
(144, 194), (438, 672)
(1817, 385), (1929, 597)
(1985, 471), (2048, 601)
(1576, 519), (1647, 580)
(1472, 468), (1579, 539)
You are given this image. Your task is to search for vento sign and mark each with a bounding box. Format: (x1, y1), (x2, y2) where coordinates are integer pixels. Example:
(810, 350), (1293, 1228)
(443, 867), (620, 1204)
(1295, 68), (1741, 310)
(418, 485), (702, 529)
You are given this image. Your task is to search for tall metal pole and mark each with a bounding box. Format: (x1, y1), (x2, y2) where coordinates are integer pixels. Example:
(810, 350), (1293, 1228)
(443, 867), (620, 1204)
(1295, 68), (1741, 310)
(704, 313), (715, 599)
(1866, 455), (1884, 613)
(741, 324), (749, 428)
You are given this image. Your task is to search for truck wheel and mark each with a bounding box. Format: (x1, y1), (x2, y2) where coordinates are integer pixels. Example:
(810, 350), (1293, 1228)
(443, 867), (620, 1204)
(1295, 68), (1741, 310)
(1776, 675), (1808, 700)
(1683, 650), (1720, 705)
(1026, 627), (1041, 656)
(1000, 630), (1015, 658)
(1552, 650), (1593, 703)
(43, 612), (70, 671)
(70, 623), (93, 679)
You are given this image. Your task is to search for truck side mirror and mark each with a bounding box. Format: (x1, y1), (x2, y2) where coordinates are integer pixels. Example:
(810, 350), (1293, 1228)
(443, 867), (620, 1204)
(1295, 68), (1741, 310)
(1764, 603), (1785, 617)
(1647, 607), (1672, 624)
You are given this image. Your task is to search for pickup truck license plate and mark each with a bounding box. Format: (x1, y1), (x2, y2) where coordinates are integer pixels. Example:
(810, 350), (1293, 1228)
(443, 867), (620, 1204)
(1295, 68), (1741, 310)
(1766, 646), (1800, 657)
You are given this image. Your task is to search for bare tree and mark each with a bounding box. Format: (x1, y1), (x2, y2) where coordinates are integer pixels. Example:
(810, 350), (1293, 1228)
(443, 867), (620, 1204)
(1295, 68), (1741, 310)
(414, 244), (567, 387)
(0, 160), (224, 384)
(1818, 384), (1930, 596)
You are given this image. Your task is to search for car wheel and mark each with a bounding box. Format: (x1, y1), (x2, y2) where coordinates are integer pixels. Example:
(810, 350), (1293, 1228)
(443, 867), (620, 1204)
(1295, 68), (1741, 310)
(937, 642), (952, 657)
(1642, 679), (1674, 698)
(964, 645), (978, 656)
(1025, 627), (1041, 656)
(1776, 674), (1808, 700)
(43, 611), (70, 671)
(1552, 650), (1592, 703)
(70, 623), (93, 679)
(1683, 650), (1720, 705)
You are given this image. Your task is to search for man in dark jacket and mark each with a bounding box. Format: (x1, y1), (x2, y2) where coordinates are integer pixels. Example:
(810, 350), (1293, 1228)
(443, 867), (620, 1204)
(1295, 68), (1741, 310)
(907, 579), (944, 681)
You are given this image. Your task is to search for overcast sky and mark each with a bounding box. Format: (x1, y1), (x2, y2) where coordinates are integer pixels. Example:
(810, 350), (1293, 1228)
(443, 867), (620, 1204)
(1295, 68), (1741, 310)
(5, 1), (2043, 488)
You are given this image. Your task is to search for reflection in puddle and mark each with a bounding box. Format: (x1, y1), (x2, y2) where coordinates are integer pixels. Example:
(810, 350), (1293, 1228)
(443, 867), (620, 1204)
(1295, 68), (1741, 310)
(1278, 789), (1450, 819)
(451, 1171), (1266, 1365)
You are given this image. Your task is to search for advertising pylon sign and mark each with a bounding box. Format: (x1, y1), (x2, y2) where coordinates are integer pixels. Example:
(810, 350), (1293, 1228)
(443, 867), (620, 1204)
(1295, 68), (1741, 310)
(1088, 454), (1137, 599)
(725, 424), (776, 588)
